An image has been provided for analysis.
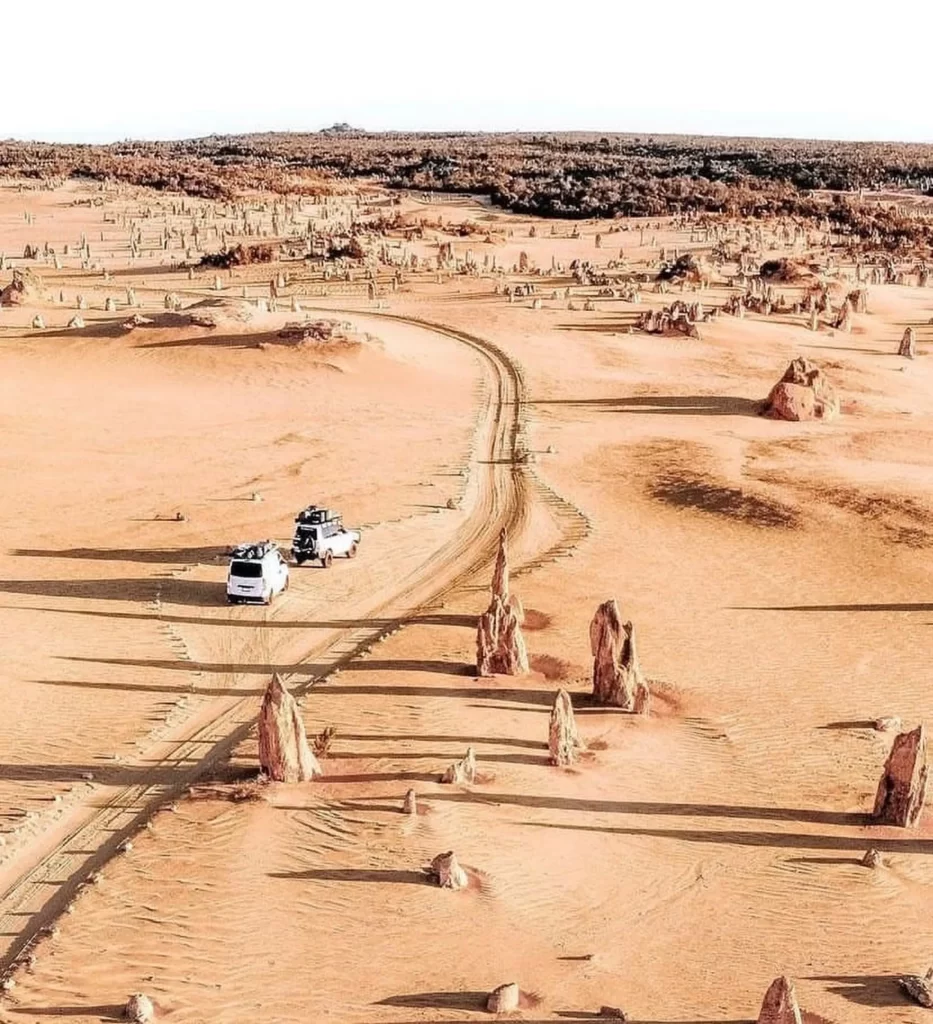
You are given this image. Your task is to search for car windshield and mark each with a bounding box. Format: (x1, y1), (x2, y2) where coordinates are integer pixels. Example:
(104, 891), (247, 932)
(230, 560), (263, 578)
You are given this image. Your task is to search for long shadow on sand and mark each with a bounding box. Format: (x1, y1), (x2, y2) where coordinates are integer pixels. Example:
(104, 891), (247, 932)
(524, 822), (933, 855)
(339, 732), (545, 750)
(10, 1005), (124, 1020)
(376, 992), (488, 1010)
(36, 678), (268, 698)
(4, 604), (476, 630)
(419, 791), (868, 826)
(60, 655), (476, 677)
(733, 601), (933, 613)
(0, 577), (218, 607)
(270, 869), (430, 886)
(808, 974), (909, 1007)
(326, 750), (550, 767)
(0, 761), (205, 787)
(36, 677), (558, 706)
(11, 546), (229, 564)
(531, 395), (762, 416)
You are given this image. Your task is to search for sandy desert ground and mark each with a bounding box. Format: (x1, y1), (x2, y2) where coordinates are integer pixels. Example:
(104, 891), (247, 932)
(0, 178), (930, 1024)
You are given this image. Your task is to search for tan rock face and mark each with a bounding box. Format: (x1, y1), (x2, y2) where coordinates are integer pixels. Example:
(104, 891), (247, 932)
(549, 689), (584, 766)
(873, 724), (927, 827)
(486, 982), (520, 1013)
(757, 976), (802, 1024)
(258, 674), (322, 782)
(124, 993), (155, 1023)
(441, 746), (477, 784)
(589, 600), (649, 713)
(476, 530), (529, 676)
(764, 357), (840, 422)
(430, 850), (468, 889)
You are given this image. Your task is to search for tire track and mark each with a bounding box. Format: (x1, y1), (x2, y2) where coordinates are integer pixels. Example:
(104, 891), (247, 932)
(0, 310), (585, 977)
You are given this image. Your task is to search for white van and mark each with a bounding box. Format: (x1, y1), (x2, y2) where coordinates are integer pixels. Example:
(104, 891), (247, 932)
(226, 541), (289, 605)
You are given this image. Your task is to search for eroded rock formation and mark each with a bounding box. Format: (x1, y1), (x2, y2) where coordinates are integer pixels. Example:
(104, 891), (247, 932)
(486, 983), (520, 1013)
(764, 356), (840, 422)
(873, 724), (927, 827)
(441, 746), (477, 784)
(900, 968), (933, 1008)
(430, 850), (468, 889)
(757, 976), (802, 1024)
(477, 530), (528, 676)
(549, 688), (584, 765)
(590, 600), (649, 712)
(0, 268), (44, 306)
(258, 674), (322, 782)
(898, 326), (916, 359)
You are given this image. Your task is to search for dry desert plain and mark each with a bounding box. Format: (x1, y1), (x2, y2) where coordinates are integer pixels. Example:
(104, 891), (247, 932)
(0, 178), (931, 1024)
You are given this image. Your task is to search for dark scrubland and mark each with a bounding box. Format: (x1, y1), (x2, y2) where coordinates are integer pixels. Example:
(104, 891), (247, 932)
(4, 132), (933, 250)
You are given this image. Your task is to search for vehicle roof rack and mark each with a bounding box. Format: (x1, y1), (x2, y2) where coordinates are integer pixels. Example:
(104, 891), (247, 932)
(295, 505), (340, 525)
(231, 540), (277, 560)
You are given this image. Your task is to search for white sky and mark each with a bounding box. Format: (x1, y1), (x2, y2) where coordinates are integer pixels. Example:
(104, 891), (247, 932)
(5, 0), (931, 144)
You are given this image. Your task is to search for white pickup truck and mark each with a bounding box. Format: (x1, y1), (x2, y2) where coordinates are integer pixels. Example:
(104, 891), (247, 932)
(291, 505), (361, 567)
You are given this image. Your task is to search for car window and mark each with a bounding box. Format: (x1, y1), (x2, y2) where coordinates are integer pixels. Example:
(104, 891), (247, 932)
(230, 561), (263, 578)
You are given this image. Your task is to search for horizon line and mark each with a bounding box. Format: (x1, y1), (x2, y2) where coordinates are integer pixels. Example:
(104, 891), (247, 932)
(3, 127), (933, 148)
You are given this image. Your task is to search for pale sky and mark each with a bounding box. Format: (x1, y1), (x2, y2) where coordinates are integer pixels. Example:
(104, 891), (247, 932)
(5, 0), (931, 144)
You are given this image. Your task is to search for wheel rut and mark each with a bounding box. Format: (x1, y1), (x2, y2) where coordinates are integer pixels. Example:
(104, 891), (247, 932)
(0, 310), (587, 976)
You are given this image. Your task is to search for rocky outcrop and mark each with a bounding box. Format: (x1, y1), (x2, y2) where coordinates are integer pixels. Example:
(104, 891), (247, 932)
(476, 529), (528, 676)
(757, 976), (802, 1024)
(898, 326), (916, 359)
(764, 357), (840, 422)
(873, 724), (927, 827)
(900, 968), (933, 1008)
(430, 851), (468, 889)
(441, 746), (477, 784)
(549, 689), (584, 765)
(124, 993), (155, 1023)
(258, 674), (322, 782)
(0, 268), (44, 306)
(590, 600), (649, 712)
(486, 983), (520, 1013)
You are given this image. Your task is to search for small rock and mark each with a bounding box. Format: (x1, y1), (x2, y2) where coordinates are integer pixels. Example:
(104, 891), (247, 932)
(440, 747), (477, 785)
(125, 992), (155, 1022)
(598, 1008), (628, 1020)
(118, 839), (133, 854)
(861, 848), (884, 869)
(430, 851), (468, 890)
(874, 716), (901, 733)
(402, 789), (417, 815)
(1, 977), (16, 992)
(486, 982), (520, 1014)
